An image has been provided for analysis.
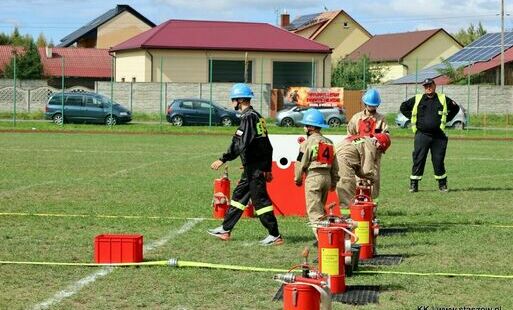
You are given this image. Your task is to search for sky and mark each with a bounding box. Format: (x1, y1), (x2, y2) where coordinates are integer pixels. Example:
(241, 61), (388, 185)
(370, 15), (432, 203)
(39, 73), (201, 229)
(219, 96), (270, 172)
(1, 0), (513, 45)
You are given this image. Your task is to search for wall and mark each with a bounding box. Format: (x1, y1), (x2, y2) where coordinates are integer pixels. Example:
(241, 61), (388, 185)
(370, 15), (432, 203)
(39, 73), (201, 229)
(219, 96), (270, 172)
(376, 63), (407, 83)
(97, 11), (153, 49)
(403, 31), (462, 73)
(314, 13), (371, 64)
(114, 49), (332, 88)
(95, 81), (273, 117)
(371, 84), (513, 114)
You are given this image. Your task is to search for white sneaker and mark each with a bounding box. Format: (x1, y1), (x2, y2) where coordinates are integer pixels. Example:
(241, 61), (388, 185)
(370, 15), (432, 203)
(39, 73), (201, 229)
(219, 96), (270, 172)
(259, 235), (284, 246)
(207, 226), (230, 241)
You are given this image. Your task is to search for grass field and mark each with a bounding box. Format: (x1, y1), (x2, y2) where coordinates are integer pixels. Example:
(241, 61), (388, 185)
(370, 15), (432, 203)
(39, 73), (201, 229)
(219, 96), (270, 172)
(1, 128), (513, 310)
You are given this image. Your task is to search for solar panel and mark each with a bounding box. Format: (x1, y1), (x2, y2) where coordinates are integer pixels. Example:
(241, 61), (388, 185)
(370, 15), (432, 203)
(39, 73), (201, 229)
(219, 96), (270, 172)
(447, 32), (513, 62)
(288, 13), (321, 30)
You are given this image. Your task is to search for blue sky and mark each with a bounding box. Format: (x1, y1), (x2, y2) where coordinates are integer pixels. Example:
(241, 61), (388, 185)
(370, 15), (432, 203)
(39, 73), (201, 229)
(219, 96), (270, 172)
(1, 0), (513, 44)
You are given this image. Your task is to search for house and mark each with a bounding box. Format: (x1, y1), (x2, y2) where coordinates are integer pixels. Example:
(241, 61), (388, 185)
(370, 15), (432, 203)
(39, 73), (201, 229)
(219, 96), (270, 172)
(392, 32), (513, 85)
(0, 45), (25, 75)
(347, 29), (462, 83)
(282, 10), (372, 64)
(58, 4), (155, 49)
(37, 47), (111, 88)
(110, 20), (332, 89)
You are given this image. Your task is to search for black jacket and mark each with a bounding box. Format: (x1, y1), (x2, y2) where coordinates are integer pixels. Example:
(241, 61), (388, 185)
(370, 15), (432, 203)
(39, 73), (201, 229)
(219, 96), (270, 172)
(400, 93), (460, 135)
(220, 107), (273, 171)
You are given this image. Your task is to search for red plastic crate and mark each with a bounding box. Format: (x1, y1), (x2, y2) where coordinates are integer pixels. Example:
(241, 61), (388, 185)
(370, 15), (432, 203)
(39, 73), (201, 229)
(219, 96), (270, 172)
(94, 234), (143, 263)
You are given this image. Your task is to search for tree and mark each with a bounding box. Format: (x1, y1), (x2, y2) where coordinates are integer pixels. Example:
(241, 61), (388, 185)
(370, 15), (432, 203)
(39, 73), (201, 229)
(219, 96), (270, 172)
(3, 41), (42, 79)
(453, 22), (487, 46)
(36, 33), (48, 47)
(331, 56), (385, 89)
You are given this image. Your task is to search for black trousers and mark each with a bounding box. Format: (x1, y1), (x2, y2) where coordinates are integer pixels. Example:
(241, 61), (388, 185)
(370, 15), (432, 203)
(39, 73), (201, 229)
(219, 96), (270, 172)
(222, 166), (280, 237)
(411, 131), (448, 181)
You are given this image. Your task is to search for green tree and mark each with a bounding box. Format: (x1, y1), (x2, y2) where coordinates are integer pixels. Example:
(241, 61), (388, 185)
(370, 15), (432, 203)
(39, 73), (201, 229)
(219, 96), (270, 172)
(36, 33), (48, 47)
(331, 56), (384, 89)
(0, 32), (10, 45)
(3, 41), (42, 79)
(453, 22), (487, 46)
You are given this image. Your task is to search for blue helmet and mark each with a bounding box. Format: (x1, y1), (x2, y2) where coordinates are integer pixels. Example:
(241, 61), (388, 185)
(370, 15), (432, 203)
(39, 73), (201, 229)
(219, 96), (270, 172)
(230, 83), (254, 99)
(300, 108), (329, 128)
(362, 88), (381, 107)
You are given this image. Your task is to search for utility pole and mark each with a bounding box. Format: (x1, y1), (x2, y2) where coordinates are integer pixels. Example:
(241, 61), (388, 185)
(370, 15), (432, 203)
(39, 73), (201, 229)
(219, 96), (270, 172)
(501, 0), (505, 87)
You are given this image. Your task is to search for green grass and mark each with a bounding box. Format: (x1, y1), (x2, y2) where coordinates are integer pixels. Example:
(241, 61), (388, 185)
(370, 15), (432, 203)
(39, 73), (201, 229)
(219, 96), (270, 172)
(1, 131), (513, 309)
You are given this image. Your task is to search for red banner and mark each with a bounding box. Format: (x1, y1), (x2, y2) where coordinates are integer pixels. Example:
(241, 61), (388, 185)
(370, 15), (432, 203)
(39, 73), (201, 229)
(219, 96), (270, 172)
(285, 87), (344, 107)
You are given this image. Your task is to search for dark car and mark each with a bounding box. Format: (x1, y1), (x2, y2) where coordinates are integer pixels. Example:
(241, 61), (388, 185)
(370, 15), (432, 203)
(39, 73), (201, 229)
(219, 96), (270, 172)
(44, 92), (131, 125)
(166, 99), (240, 126)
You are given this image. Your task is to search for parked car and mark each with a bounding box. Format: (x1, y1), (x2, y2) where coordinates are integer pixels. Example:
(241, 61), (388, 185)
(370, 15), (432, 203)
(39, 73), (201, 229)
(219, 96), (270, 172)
(44, 92), (132, 125)
(275, 106), (346, 127)
(166, 98), (240, 126)
(395, 103), (467, 129)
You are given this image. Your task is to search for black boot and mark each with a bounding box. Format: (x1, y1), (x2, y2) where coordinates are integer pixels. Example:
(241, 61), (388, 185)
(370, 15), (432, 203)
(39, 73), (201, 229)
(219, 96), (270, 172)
(438, 178), (448, 192)
(409, 179), (418, 193)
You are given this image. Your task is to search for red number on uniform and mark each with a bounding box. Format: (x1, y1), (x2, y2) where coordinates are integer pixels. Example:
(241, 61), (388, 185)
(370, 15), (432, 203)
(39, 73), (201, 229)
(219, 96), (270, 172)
(317, 142), (334, 165)
(358, 118), (376, 136)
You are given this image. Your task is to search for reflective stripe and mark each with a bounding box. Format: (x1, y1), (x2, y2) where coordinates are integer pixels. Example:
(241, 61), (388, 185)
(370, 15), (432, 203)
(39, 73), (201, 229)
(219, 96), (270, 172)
(255, 206), (273, 216)
(311, 145), (319, 159)
(434, 174), (447, 180)
(411, 93), (447, 133)
(410, 175), (423, 180)
(230, 200), (246, 211)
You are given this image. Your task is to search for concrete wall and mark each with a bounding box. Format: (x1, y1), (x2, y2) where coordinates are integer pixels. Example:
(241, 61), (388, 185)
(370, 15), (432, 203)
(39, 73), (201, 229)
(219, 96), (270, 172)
(95, 81), (273, 117)
(371, 84), (513, 114)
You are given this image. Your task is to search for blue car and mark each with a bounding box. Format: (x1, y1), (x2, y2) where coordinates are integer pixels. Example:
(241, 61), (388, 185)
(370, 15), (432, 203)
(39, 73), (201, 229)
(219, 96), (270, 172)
(166, 98), (240, 126)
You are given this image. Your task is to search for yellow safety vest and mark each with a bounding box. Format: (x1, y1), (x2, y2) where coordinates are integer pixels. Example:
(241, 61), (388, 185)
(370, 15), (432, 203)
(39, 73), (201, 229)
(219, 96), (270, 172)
(411, 93), (447, 133)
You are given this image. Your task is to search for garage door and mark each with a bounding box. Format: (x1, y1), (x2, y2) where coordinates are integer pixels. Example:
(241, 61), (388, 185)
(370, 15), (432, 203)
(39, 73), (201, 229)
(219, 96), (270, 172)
(273, 62), (313, 89)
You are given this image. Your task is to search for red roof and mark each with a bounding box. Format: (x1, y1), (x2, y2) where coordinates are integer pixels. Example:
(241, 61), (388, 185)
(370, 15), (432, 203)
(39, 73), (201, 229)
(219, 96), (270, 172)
(347, 29), (461, 62)
(465, 47), (513, 75)
(0, 45), (25, 73)
(37, 47), (112, 78)
(111, 20), (331, 53)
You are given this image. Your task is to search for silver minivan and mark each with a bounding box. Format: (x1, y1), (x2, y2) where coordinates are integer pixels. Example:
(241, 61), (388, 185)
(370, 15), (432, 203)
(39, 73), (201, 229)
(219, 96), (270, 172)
(276, 106), (346, 127)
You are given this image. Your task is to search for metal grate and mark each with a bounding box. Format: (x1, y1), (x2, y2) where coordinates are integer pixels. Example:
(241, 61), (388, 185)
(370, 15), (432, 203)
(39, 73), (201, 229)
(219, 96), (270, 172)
(359, 255), (403, 266)
(273, 284), (379, 305)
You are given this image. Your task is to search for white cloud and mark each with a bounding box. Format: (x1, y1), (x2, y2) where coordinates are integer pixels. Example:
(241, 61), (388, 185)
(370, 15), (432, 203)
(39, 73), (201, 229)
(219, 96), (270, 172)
(152, 0), (319, 11)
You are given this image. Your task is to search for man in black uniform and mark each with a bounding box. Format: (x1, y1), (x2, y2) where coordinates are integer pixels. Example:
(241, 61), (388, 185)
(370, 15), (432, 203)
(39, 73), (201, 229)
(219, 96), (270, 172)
(208, 83), (283, 246)
(400, 78), (460, 193)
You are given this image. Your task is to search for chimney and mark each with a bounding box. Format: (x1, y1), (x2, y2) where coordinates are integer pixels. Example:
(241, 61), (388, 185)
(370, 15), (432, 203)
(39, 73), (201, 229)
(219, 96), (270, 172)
(45, 46), (52, 58)
(280, 10), (290, 28)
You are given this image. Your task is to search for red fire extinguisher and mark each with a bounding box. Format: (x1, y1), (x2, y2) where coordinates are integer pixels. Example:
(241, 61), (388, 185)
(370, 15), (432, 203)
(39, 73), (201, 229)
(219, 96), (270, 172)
(349, 195), (379, 260)
(243, 200), (255, 218)
(212, 167), (230, 219)
(274, 248), (331, 310)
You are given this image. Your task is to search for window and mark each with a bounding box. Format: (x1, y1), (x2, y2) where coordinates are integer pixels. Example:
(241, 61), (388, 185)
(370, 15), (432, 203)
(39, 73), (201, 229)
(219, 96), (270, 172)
(179, 101), (194, 109)
(65, 95), (83, 106)
(84, 96), (101, 107)
(132, 77), (136, 82)
(198, 102), (212, 110)
(273, 62), (313, 89)
(48, 95), (63, 105)
(121, 77), (126, 82)
(343, 22), (349, 29)
(209, 60), (252, 83)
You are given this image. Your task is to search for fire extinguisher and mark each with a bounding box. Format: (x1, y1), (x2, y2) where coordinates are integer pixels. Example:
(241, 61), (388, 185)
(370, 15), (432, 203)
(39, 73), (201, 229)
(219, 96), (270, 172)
(316, 217), (357, 294)
(317, 204), (359, 276)
(243, 199), (255, 218)
(349, 195), (379, 260)
(274, 248), (332, 310)
(212, 167), (230, 219)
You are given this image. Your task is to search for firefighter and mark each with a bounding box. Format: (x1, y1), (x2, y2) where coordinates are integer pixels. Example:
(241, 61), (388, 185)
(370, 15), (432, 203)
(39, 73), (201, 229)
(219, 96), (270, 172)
(346, 88), (389, 200)
(335, 134), (391, 209)
(208, 83), (283, 246)
(400, 78), (460, 192)
(294, 109), (339, 239)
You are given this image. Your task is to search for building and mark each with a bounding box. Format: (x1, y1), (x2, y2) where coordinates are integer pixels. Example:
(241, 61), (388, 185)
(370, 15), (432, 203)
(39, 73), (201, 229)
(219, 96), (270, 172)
(110, 20), (332, 89)
(392, 32), (513, 85)
(348, 29), (462, 83)
(0, 45), (25, 75)
(58, 4), (155, 49)
(282, 10), (372, 65)
(38, 47), (111, 88)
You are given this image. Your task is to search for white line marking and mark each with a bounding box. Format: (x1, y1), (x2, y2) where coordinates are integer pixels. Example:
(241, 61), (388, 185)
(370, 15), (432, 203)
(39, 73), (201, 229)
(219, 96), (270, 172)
(31, 219), (203, 310)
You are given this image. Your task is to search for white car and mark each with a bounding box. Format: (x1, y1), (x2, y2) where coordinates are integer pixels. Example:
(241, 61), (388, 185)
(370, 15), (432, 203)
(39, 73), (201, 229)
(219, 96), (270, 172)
(395, 104), (467, 129)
